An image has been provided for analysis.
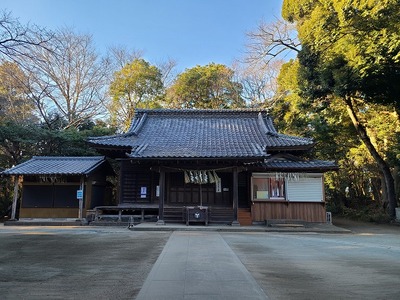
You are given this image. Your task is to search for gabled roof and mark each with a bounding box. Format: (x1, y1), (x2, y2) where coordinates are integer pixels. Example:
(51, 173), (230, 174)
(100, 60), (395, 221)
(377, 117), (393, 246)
(1, 156), (109, 176)
(88, 109), (314, 159)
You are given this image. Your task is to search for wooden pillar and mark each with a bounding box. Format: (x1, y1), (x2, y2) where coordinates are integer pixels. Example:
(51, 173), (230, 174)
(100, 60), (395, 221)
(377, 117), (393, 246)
(85, 177), (93, 212)
(78, 176), (84, 220)
(117, 161), (124, 205)
(156, 170), (165, 225)
(11, 176), (20, 220)
(232, 167), (240, 226)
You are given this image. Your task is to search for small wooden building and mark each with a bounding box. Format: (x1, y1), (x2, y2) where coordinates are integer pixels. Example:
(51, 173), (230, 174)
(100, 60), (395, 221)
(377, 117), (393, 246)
(88, 109), (337, 225)
(1, 156), (113, 219)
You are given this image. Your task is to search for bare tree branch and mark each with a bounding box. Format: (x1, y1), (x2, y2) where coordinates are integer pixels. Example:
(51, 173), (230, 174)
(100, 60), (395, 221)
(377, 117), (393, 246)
(0, 10), (54, 63)
(20, 28), (109, 129)
(246, 18), (300, 67)
(156, 58), (178, 89)
(233, 59), (283, 108)
(107, 46), (143, 71)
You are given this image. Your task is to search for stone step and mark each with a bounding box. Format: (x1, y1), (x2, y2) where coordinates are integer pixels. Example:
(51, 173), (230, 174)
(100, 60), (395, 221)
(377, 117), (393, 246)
(269, 223), (305, 228)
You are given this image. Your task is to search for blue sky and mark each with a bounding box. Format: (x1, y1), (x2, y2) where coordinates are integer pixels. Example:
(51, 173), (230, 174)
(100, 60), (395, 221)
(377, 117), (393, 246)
(2, 0), (283, 72)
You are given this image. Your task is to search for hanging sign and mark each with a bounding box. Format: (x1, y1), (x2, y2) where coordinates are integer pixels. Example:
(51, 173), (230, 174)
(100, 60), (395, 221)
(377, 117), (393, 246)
(156, 185), (160, 197)
(215, 179), (222, 193)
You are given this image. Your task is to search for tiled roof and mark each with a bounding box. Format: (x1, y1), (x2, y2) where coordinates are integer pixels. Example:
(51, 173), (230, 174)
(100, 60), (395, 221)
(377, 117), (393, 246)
(248, 154), (338, 171)
(1, 156), (107, 176)
(88, 109), (314, 159)
(263, 159), (337, 171)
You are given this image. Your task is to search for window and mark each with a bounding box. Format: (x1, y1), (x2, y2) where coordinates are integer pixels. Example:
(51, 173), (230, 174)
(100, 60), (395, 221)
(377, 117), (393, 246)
(286, 175), (323, 202)
(252, 177), (269, 200)
(251, 173), (324, 202)
(252, 174), (285, 201)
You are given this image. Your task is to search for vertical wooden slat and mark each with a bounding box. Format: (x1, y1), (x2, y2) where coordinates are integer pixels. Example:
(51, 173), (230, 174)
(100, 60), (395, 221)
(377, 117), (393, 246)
(251, 202), (326, 222)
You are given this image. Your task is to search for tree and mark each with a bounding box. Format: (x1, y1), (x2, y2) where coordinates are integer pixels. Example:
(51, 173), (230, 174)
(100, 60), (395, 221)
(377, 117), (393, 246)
(233, 59), (283, 108)
(21, 28), (109, 129)
(282, 0), (400, 219)
(0, 10), (53, 63)
(0, 121), (41, 167)
(0, 61), (35, 122)
(157, 58), (178, 90)
(106, 46), (177, 89)
(109, 58), (164, 131)
(240, 18), (302, 109)
(107, 46), (143, 71)
(275, 59), (359, 158)
(166, 63), (244, 109)
(245, 18), (300, 67)
(0, 119), (116, 218)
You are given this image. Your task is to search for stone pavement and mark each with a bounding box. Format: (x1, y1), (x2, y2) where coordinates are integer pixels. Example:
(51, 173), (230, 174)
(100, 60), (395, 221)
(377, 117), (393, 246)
(135, 231), (269, 300)
(6, 218), (352, 234)
(129, 221), (351, 234)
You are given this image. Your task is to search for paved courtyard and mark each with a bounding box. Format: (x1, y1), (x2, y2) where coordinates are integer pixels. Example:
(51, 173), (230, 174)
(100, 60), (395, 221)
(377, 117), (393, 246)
(0, 220), (399, 299)
(222, 220), (400, 299)
(0, 226), (170, 299)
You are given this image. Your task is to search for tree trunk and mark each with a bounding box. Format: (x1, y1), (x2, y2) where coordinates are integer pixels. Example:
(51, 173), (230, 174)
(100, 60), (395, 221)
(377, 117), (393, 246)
(344, 97), (397, 219)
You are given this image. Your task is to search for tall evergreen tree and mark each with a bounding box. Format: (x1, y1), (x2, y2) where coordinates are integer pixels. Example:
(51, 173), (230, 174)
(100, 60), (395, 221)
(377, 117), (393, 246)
(282, 0), (400, 218)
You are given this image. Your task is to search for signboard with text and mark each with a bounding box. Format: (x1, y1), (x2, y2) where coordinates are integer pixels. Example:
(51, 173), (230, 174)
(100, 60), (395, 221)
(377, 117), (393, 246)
(76, 190), (83, 200)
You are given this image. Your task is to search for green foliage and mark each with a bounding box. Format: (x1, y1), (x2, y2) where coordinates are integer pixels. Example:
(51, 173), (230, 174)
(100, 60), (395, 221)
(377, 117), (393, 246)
(337, 205), (391, 223)
(166, 63), (244, 109)
(280, 0), (400, 219)
(109, 58), (164, 131)
(285, 0), (400, 108)
(0, 176), (14, 219)
(0, 120), (116, 168)
(0, 62), (35, 123)
(274, 60), (313, 136)
(0, 121), (41, 167)
(274, 59), (359, 160)
(0, 119), (115, 219)
(282, 0), (316, 22)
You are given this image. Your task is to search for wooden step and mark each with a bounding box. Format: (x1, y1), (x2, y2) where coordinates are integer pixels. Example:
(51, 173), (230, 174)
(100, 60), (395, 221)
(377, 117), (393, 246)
(164, 207), (185, 223)
(238, 208), (252, 226)
(266, 219), (306, 227)
(209, 207), (234, 224)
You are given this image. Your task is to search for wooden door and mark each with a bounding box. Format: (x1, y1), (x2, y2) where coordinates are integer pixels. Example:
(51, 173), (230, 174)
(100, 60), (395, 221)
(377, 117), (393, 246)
(167, 172), (232, 207)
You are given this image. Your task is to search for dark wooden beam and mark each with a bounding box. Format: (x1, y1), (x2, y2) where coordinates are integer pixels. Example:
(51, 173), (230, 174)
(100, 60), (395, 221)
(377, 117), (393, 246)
(232, 167), (240, 226)
(156, 170), (166, 225)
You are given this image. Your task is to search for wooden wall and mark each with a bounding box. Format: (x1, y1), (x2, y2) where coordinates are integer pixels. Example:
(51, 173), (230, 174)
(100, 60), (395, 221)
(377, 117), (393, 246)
(119, 162), (157, 204)
(252, 201), (326, 223)
(18, 172), (109, 219)
(20, 208), (78, 218)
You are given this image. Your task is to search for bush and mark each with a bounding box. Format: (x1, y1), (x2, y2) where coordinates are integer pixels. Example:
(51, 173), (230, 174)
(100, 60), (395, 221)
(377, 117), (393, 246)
(0, 178), (13, 220)
(339, 204), (391, 223)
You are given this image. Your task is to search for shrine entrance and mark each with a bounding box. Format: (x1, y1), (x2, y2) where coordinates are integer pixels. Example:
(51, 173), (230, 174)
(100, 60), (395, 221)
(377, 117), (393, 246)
(166, 171), (232, 207)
